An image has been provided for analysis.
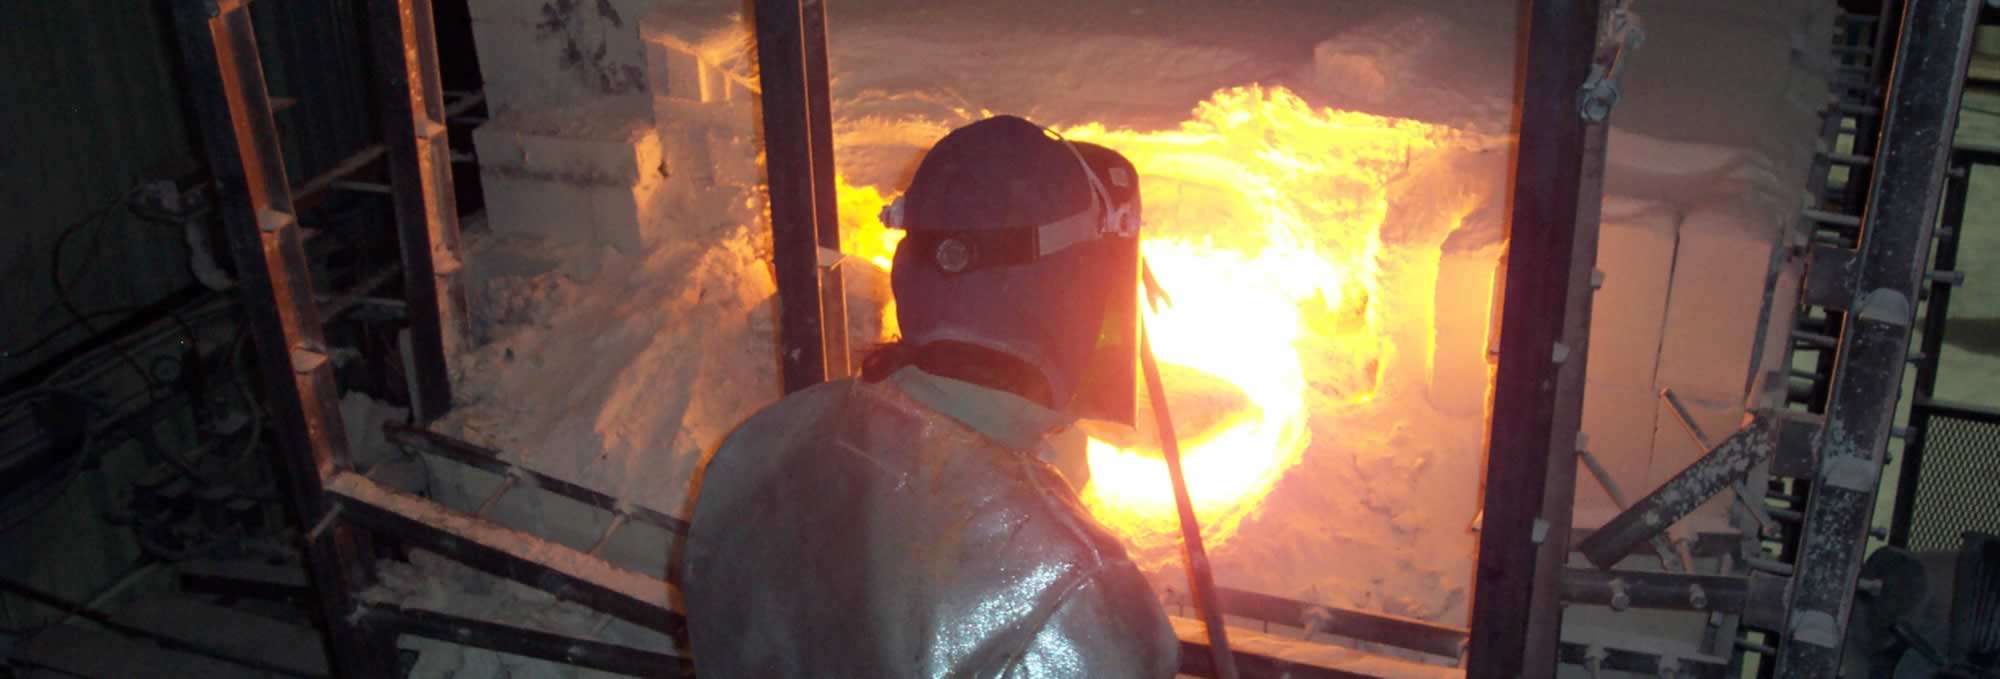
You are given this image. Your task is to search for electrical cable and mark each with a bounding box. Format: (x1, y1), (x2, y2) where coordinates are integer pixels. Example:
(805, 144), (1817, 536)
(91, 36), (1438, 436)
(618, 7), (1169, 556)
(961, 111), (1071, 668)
(0, 305), (148, 360)
(230, 332), (265, 471)
(0, 387), (112, 535)
(46, 187), (159, 394)
(34, 295), (237, 392)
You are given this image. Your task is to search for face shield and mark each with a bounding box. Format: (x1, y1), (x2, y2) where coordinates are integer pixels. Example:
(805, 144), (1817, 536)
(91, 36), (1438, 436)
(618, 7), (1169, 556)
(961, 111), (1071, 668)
(881, 131), (1143, 426)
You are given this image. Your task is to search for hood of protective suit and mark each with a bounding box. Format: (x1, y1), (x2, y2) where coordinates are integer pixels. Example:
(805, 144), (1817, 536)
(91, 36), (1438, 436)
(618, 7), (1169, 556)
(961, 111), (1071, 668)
(682, 369), (1180, 677)
(887, 115), (1142, 426)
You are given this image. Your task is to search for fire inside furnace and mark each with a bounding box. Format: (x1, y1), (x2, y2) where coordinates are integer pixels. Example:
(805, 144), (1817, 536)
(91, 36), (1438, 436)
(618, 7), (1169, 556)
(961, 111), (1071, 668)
(839, 86), (1460, 563)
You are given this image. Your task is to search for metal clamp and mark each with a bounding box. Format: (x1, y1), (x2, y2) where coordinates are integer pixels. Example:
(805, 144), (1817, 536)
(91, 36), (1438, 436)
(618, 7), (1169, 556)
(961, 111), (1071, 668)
(1579, 2), (1645, 122)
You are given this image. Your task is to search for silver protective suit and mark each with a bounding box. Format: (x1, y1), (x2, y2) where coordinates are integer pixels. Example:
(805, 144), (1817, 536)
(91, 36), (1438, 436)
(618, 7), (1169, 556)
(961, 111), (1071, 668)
(682, 366), (1180, 678)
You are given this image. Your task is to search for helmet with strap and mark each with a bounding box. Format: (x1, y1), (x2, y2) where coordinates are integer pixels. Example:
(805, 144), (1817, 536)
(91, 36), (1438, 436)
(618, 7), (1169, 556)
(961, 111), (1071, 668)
(881, 115), (1142, 426)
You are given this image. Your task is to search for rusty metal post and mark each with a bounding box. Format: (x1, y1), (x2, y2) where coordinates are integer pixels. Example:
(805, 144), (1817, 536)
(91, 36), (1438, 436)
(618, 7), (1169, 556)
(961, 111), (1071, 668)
(754, 0), (847, 393)
(1467, 0), (1603, 676)
(802, 0), (850, 379)
(366, 0), (468, 423)
(169, 1), (395, 675)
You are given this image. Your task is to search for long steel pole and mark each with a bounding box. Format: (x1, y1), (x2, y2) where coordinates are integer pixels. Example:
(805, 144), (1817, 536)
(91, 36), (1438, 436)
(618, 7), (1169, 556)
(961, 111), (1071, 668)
(1141, 324), (1239, 679)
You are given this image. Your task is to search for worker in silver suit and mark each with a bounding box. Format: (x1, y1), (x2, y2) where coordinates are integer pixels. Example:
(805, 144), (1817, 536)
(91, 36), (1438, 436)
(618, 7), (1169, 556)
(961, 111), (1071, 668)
(681, 114), (1179, 678)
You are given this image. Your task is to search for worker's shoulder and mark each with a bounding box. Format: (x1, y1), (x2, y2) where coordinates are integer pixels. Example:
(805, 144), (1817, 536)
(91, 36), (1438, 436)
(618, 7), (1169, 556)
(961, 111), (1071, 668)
(715, 377), (862, 454)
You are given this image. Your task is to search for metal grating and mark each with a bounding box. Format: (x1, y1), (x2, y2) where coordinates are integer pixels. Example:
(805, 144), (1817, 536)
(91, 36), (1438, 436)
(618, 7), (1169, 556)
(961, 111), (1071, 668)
(1906, 404), (2000, 552)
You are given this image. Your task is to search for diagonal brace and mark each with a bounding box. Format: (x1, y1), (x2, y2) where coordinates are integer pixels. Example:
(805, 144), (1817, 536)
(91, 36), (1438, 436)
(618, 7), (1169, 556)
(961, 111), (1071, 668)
(1577, 413), (1780, 569)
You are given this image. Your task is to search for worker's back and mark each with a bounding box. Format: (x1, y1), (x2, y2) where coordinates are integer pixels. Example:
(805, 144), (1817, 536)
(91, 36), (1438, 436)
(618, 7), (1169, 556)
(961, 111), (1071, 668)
(681, 367), (1179, 678)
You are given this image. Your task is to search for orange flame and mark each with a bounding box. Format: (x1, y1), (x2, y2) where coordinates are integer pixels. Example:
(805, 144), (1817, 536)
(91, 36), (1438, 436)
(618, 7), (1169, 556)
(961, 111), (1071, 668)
(840, 86), (1449, 565)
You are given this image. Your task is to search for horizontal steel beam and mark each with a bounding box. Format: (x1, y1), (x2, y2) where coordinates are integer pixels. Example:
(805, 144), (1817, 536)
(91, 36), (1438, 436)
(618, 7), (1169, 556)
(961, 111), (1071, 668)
(1177, 641), (1377, 679)
(382, 423), (690, 536)
(1558, 568), (1787, 623)
(1557, 640), (1729, 679)
(325, 472), (686, 636)
(1211, 586), (1467, 659)
(361, 604), (689, 678)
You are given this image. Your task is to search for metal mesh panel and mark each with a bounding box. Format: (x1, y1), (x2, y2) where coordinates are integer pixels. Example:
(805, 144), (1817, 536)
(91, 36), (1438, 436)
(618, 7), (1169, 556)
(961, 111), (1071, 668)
(1909, 408), (2000, 552)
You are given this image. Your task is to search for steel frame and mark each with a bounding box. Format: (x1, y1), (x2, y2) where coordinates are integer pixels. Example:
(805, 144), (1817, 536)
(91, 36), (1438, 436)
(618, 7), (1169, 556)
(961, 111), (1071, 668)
(1777, 0), (1982, 674)
(168, 0), (468, 673)
(169, 0), (397, 674)
(367, 0), (469, 422)
(1889, 142), (1987, 547)
(170, 0), (1798, 674)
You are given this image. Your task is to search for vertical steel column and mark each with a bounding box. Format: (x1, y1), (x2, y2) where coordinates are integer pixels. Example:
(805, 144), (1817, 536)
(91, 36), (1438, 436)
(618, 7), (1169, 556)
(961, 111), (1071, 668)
(367, 0), (467, 423)
(1888, 153), (1971, 547)
(754, 0), (845, 393)
(802, 0), (850, 380)
(169, 1), (395, 676)
(1466, 1), (1602, 676)
(1777, 0), (1980, 675)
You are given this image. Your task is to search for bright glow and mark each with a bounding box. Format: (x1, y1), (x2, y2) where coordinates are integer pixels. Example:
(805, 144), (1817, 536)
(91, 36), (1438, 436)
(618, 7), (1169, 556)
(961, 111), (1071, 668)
(839, 86), (1450, 563)
(836, 176), (903, 271)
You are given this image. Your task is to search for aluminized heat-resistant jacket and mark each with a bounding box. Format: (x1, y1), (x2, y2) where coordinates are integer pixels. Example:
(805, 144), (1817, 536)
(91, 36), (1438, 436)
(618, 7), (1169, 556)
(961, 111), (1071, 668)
(682, 368), (1179, 678)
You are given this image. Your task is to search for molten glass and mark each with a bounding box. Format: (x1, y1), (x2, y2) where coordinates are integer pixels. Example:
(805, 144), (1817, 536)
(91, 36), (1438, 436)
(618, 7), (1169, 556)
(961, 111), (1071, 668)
(839, 86), (1450, 566)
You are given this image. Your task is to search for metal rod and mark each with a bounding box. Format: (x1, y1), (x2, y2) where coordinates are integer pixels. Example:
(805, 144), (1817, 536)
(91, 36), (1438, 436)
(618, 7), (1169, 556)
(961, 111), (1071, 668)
(473, 474), (519, 518)
(587, 512), (628, 556)
(1746, 557), (1796, 576)
(1802, 207), (1863, 228)
(1560, 568), (1753, 614)
(1793, 330), (1840, 348)
(1557, 641), (1730, 679)
(1659, 388), (1716, 450)
(291, 144), (387, 205)
(442, 90), (485, 118)
(318, 265), (406, 320)
(1141, 323), (1238, 679)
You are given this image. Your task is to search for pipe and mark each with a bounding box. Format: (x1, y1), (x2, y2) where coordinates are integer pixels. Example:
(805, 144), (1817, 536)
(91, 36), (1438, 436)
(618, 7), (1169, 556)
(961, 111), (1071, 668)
(1141, 322), (1238, 679)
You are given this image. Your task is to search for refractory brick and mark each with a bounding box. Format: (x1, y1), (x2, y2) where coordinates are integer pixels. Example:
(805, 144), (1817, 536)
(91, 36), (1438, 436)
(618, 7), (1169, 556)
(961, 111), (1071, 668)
(1654, 204), (1780, 401)
(1585, 202), (1679, 390)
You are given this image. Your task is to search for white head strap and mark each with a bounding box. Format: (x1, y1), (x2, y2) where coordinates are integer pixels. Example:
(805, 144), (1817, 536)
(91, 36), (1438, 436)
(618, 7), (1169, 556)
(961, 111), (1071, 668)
(877, 124), (1138, 263)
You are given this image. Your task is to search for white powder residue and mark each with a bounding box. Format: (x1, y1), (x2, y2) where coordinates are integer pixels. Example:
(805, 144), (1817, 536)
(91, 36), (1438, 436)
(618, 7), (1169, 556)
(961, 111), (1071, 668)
(438, 0), (1828, 645)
